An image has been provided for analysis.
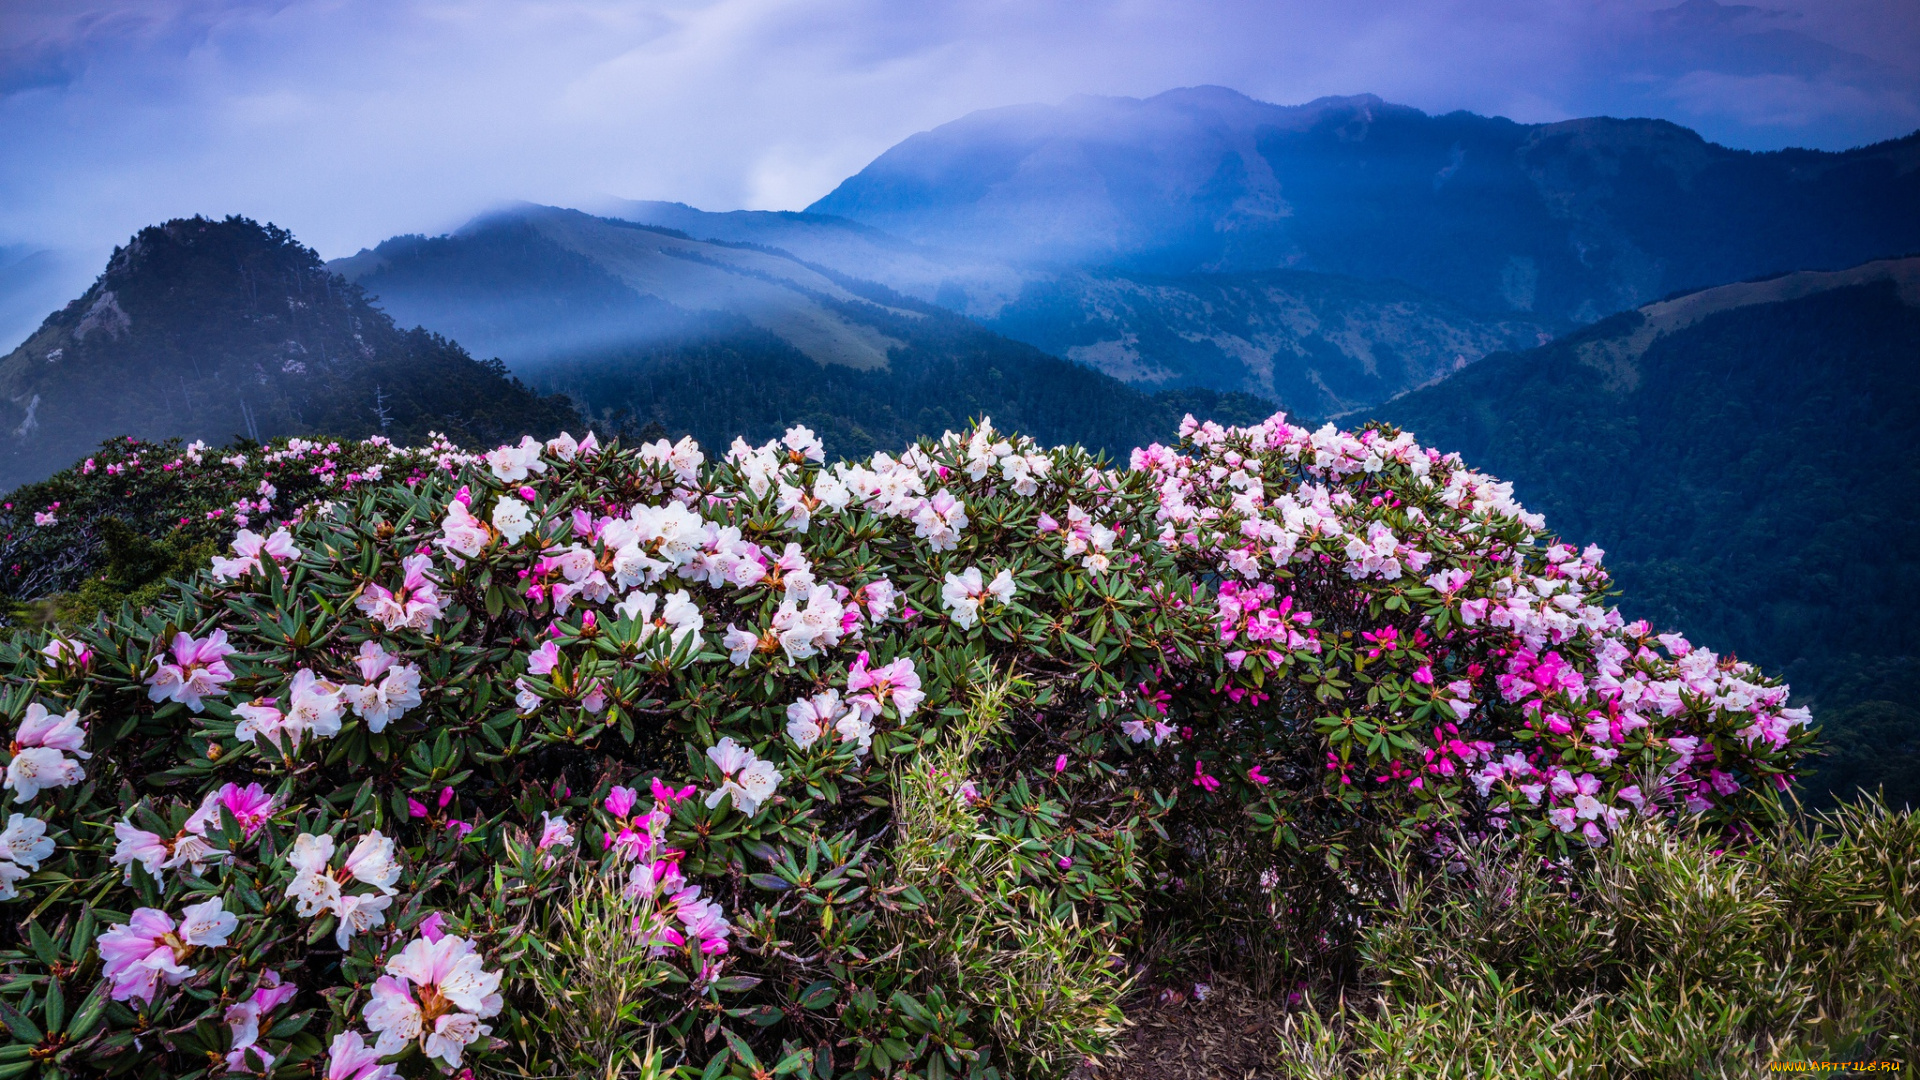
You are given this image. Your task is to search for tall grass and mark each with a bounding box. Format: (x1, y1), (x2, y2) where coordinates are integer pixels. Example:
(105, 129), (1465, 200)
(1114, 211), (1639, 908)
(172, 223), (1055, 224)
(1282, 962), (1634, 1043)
(1275, 799), (1920, 1077)
(886, 668), (1132, 1077)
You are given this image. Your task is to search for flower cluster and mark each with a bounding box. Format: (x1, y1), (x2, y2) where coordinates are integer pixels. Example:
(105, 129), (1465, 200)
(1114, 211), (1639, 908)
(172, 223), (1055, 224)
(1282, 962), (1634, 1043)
(0, 409), (1813, 1077)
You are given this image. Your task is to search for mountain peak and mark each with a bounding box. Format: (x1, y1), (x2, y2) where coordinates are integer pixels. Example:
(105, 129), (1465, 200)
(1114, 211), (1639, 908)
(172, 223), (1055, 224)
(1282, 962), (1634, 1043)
(0, 215), (577, 488)
(808, 88), (1920, 318)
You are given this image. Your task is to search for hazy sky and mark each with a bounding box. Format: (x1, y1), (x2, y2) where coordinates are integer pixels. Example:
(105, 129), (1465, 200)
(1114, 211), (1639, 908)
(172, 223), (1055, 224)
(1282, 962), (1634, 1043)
(2, 0), (1917, 265)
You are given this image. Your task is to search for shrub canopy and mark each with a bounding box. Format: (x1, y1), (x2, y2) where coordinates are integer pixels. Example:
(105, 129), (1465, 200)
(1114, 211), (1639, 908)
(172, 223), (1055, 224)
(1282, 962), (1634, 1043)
(0, 414), (1813, 1078)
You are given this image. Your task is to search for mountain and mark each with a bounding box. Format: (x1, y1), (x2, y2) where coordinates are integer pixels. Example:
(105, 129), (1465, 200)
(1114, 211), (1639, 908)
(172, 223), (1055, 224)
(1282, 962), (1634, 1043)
(0, 216), (579, 489)
(510, 199), (1545, 413)
(974, 268), (1545, 412)
(1371, 257), (1920, 806)
(333, 205), (922, 371)
(810, 87), (1920, 327)
(333, 205), (1274, 458)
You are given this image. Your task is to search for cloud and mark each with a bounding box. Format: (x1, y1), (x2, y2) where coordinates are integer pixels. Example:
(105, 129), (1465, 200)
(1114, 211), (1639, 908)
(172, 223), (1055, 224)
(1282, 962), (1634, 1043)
(0, 0), (1913, 292)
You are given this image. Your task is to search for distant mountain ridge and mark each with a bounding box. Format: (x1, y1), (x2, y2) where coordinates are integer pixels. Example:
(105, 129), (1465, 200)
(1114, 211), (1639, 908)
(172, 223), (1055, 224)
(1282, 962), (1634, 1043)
(572, 199), (1547, 412)
(0, 216), (578, 489)
(809, 87), (1920, 327)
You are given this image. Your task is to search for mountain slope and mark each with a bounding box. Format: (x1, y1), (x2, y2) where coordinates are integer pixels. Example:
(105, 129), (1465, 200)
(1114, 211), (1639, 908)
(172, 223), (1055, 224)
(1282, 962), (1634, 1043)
(810, 87), (1920, 326)
(978, 268), (1545, 412)
(334, 206), (922, 371)
(1371, 257), (1920, 805)
(578, 200), (1547, 411)
(333, 205), (1275, 459)
(0, 216), (578, 489)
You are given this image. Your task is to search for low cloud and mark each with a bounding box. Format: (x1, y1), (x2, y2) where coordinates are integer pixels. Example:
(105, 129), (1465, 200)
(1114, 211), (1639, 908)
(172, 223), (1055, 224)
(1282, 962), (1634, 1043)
(0, 0), (1913, 285)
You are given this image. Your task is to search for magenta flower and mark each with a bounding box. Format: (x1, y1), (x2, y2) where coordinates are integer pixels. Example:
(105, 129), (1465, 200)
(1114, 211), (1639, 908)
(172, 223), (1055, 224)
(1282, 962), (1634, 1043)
(846, 651), (925, 720)
(145, 630), (235, 712)
(604, 785), (639, 818)
(1192, 759), (1221, 794)
(184, 782), (278, 839)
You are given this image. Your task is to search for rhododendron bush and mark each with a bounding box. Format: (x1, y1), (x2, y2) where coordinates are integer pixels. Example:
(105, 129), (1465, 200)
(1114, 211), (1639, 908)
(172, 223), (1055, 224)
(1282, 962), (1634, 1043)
(1, 433), (467, 625)
(0, 414), (1813, 1077)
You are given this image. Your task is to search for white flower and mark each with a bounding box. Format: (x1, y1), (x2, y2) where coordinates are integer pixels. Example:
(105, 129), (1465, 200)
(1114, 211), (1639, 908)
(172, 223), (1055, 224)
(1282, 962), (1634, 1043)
(0, 860), (28, 901)
(723, 624), (760, 666)
(491, 497), (534, 544)
(345, 663), (423, 733)
(834, 710), (874, 757)
(333, 892), (393, 949)
(177, 896), (238, 947)
(0, 813), (55, 870)
(4, 746), (84, 803)
(705, 737), (781, 816)
(785, 690), (845, 750)
(941, 566), (1018, 629)
(287, 669), (347, 740)
(343, 831), (403, 895)
(365, 934), (504, 1067)
(485, 436), (549, 483)
(284, 833), (341, 917)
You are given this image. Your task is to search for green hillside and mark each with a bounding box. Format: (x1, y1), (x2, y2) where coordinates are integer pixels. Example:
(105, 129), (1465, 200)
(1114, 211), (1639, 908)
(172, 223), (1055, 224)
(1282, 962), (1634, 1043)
(1375, 261), (1920, 806)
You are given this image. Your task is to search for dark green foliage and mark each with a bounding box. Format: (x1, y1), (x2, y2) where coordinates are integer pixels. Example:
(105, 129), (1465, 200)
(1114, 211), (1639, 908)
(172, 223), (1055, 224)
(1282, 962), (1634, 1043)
(524, 312), (1276, 461)
(0, 216), (580, 489)
(17, 519), (216, 633)
(1375, 279), (1920, 807)
(0, 433), (442, 631)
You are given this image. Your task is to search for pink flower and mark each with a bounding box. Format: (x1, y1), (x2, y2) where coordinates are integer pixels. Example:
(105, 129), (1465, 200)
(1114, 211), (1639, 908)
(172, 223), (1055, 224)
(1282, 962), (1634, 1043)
(364, 934), (504, 1067)
(38, 638), (91, 669)
(526, 640), (560, 676)
(536, 812), (574, 851)
(224, 970), (299, 1073)
(324, 1030), (400, 1080)
(846, 651), (926, 720)
(1054, 754), (1069, 774)
(6, 703), (89, 802)
(419, 912), (447, 942)
(1248, 765), (1271, 785)
(96, 898), (235, 1004)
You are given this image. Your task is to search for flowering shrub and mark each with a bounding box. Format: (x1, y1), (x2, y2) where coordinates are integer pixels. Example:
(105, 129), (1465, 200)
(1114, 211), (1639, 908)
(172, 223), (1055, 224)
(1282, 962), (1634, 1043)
(0, 433), (474, 627)
(0, 413), (1813, 1077)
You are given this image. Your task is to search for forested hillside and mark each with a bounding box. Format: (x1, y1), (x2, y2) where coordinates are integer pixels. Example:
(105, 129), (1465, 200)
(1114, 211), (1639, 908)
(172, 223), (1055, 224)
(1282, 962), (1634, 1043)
(524, 309), (1274, 461)
(1376, 262), (1920, 805)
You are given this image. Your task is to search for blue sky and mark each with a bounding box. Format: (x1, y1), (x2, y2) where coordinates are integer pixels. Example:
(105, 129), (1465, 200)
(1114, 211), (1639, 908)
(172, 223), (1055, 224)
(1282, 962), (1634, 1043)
(1, 0), (1915, 270)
